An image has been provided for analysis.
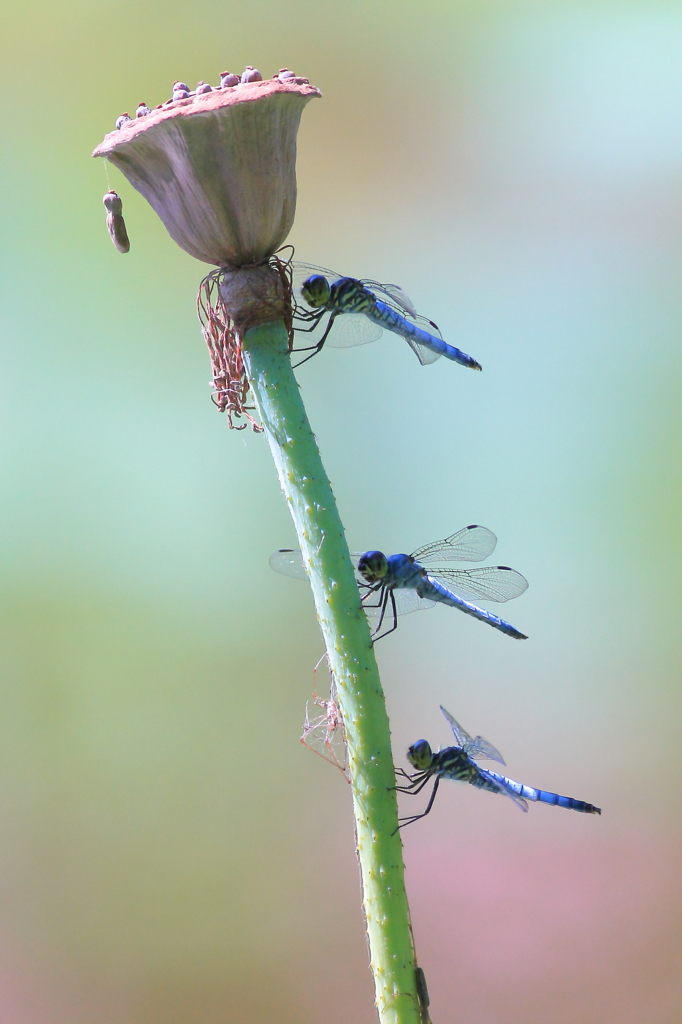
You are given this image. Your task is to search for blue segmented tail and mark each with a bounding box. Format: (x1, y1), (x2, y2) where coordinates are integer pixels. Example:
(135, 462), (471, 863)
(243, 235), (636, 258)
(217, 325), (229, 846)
(419, 578), (528, 640)
(372, 301), (482, 370)
(486, 771), (601, 814)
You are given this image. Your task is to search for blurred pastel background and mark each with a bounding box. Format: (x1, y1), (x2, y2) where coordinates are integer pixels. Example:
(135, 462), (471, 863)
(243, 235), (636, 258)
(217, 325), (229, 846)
(0, 1), (680, 1021)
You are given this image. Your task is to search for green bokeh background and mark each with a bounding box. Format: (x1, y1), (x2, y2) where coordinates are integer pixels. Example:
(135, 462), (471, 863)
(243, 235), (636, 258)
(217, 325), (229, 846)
(1, 2), (681, 1021)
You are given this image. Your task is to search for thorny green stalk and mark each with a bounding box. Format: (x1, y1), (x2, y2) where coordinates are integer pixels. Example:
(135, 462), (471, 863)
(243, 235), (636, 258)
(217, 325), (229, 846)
(93, 71), (428, 1023)
(242, 318), (424, 1024)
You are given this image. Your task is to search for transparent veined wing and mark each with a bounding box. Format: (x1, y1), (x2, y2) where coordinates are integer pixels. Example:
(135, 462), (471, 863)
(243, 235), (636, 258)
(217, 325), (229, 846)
(361, 280), (418, 317)
(291, 261), (343, 289)
(427, 566), (528, 603)
(361, 280), (445, 366)
(403, 334), (442, 366)
(477, 768), (529, 812)
(440, 707), (506, 766)
(269, 548), (309, 580)
(361, 585), (437, 618)
(291, 262), (383, 348)
(439, 706), (473, 747)
(325, 314), (383, 348)
(271, 547), (389, 589)
(270, 548), (364, 582)
(411, 526), (498, 564)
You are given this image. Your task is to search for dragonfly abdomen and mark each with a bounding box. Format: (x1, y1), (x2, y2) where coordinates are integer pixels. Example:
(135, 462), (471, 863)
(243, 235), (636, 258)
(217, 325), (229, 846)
(487, 772), (601, 814)
(419, 577), (528, 640)
(372, 300), (482, 370)
(534, 790), (601, 814)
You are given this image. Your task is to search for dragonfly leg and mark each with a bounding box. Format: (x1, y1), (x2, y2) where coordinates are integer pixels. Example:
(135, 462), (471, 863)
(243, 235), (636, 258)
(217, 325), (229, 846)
(291, 311), (325, 335)
(396, 777), (441, 831)
(393, 771), (433, 796)
(368, 587), (390, 634)
(360, 583), (384, 609)
(291, 312), (339, 367)
(370, 589), (399, 643)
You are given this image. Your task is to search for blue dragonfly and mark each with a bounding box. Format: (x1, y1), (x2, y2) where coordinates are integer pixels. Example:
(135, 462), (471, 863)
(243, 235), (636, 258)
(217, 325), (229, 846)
(395, 706), (602, 826)
(290, 262), (482, 370)
(269, 524), (528, 641)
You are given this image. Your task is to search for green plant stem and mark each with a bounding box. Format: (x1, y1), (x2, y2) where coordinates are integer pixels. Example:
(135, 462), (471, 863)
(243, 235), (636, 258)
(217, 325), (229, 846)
(242, 319), (422, 1024)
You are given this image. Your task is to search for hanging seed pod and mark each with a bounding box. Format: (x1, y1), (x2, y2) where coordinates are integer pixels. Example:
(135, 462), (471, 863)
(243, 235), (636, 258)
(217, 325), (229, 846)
(103, 190), (130, 253)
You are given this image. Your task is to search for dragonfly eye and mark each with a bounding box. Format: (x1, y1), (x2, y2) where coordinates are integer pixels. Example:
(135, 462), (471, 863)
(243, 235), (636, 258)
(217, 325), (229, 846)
(301, 274), (331, 308)
(357, 550), (388, 583)
(408, 740), (433, 770)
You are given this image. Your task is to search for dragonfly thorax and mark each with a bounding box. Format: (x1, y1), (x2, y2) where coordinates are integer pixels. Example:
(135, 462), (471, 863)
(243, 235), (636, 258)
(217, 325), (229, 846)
(329, 277), (374, 314)
(357, 550), (388, 584)
(407, 739), (433, 770)
(301, 274), (331, 308)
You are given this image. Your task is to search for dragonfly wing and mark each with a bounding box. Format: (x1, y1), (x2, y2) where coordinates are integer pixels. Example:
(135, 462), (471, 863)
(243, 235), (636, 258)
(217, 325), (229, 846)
(405, 336), (442, 366)
(439, 706), (474, 748)
(360, 280), (448, 364)
(292, 308), (381, 350)
(291, 261), (344, 296)
(467, 736), (507, 766)
(326, 313), (383, 348)
(439, 708), (506, 764)
(360, 586), (436, 619)
(478, 769), (528, 811)
(427, 566), (528, 603)
(362, 280), (418, 317)
(393, 588), (437, 615)
(411, 526), (498, 564)
(269, 548), (308, 581)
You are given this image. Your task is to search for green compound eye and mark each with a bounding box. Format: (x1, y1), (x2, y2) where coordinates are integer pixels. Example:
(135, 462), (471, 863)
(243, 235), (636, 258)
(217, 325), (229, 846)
(301, 274), (331, 307)
(357, 550), (388, 583)
(407, 740), (433, 770)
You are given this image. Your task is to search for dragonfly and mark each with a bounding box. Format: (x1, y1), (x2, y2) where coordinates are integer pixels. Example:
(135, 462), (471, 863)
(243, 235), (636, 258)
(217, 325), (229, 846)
(395, 706), (601, 826)
(290, 262), (482, 370)
(269, 524), (528, 641)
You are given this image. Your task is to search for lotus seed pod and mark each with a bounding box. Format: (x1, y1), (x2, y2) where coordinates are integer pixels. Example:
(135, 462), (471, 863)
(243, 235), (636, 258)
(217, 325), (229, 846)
(93, 76), (321, 266)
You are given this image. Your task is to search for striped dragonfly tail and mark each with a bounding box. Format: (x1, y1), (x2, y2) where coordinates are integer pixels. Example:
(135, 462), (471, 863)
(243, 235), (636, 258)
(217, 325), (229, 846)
(487, 771), (601, 815)
(373, 302), (482, 370)
(423, 580), (528, 640)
